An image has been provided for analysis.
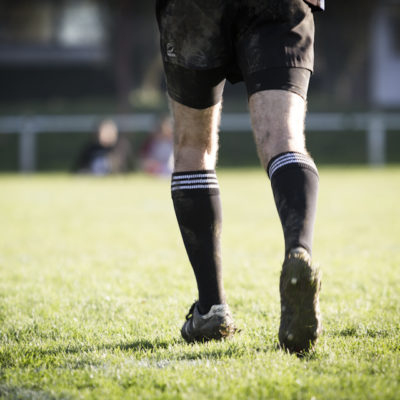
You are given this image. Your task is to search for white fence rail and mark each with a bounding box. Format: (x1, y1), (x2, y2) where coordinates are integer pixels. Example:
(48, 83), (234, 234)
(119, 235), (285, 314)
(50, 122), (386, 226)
(0, 113), (400, 171)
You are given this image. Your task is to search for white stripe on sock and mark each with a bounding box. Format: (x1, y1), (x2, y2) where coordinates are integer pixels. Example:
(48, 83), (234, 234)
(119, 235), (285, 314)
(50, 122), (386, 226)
(171, 178), (218, 187)
(171, 172), (219, 191)
(171, 184), (220, 191)
(172, 173), (216, 181)
(268, 153), (317, 179)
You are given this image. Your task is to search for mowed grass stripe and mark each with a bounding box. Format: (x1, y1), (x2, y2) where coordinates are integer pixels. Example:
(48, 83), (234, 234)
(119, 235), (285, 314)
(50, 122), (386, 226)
(0, 168), (399, 400)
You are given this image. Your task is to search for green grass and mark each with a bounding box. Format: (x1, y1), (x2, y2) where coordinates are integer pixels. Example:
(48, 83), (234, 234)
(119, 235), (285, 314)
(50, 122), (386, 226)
(1, 167), (399, 399)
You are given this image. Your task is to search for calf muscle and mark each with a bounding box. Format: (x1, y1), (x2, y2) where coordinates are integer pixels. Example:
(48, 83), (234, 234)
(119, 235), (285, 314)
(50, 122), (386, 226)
(249, 90), (307, 168)
(170, 98), (222, 171)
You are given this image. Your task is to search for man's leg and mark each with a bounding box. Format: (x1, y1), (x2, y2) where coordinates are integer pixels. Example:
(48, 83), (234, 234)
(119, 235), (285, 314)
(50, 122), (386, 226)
(171, 99), (223, 312)
(249, 89), (318, 257)
(171, 99), (221, 173)
(249, 89), (321, 353)
(170, 98), (235, 342)
(156, 0), (237, 341)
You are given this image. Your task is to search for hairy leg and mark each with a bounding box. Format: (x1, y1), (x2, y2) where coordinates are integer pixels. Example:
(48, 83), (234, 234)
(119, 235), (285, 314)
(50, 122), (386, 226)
(249, 89), (306, 168)
(249, 89), (318, 257)
(249, 90), (321, 353)
(170, 98), (226, 313)
(170, 98), (221, 171)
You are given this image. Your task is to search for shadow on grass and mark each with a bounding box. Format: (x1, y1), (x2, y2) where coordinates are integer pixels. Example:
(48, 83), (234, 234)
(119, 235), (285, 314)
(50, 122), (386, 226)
(116, 338), (173, 351)
(22, 337), (282, 365)
(41, 338), (175, 356)
(271, 342), (320, 360)
(1, 331), (305, 371)
(331, 326), (391, 338)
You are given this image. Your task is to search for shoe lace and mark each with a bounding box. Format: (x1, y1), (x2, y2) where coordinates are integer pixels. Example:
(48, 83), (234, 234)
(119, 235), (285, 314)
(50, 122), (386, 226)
(185, 301), (197, 321)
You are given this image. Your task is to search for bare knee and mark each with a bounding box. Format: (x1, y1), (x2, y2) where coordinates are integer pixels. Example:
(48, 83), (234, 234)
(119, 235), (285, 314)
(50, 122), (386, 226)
(249, 90), (307, 168)
(170, 99), (221, 171)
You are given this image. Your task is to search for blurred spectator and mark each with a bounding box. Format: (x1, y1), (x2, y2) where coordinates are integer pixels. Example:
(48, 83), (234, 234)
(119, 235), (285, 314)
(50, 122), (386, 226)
(73, 119), (134, 174)
(139, 116), (174, 176)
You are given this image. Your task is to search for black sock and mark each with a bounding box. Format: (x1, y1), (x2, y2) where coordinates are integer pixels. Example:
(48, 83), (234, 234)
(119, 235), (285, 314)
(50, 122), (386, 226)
(267, 152), (319, 257)
(171, 170), (225, 314)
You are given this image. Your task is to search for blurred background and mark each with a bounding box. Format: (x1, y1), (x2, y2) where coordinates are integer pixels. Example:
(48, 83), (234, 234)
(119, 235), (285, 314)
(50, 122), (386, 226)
(0, 0), (400, 172)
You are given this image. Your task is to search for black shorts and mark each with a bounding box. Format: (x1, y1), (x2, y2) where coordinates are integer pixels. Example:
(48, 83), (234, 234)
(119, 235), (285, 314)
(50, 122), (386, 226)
(156, 0), (315, 108)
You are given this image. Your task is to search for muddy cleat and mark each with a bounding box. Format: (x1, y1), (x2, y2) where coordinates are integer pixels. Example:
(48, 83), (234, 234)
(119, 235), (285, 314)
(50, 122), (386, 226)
(279, 247), (322, 354)
(181, 302), (237, 343)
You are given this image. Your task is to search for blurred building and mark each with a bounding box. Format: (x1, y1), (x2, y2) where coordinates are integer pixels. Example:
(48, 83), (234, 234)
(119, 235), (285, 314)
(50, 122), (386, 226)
(1, 0), (400, 171)
(0, 0), (162, 110)
(0, 0), (399, 111)
(370, 1), (400, 108)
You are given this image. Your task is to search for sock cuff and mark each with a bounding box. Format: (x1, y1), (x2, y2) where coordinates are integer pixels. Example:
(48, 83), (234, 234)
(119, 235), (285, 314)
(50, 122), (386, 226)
(171, 170), (219, 196)
(267, 152), (318, 180)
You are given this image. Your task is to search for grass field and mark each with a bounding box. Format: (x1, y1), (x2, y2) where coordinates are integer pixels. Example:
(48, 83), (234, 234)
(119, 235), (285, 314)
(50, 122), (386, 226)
(1, 167), (400, 399)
